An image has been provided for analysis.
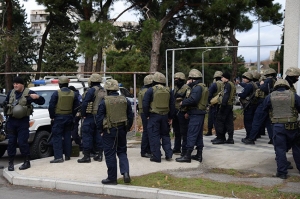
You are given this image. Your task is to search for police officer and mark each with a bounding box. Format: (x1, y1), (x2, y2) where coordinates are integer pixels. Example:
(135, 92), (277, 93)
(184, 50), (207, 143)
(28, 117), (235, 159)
(48, 76), (80, 163)
(4, 76), (45, 171)
(285, 67), (300, 93)
(78, 73), (106, 163)
(172, 72), (190, 155)
(143, 72), (175, 163)
(263, 79), (300, 179)
(96, 79), (133, 185)
(212, 71), (236, 144)
(176, 69), (208, 163)
(138, 75), (153, 158)
(238, 72), (258, 139)
(206, 71), (223, 136)
(242, 68), (277, 145)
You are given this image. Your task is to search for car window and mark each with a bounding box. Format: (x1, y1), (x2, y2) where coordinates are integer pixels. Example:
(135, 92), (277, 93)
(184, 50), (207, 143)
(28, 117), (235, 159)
(33, 90), (55, 108)
(120, 88), (133, 98)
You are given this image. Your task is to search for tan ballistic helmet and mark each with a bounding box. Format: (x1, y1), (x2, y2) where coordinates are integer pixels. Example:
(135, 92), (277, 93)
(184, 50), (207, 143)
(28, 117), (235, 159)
(89, 73), (102, 83)
(285, 67), (300, 76)
(273, 79), (290, 90)
(242, 72), (253, 80)
(144, 75), (153, 85)
(153, 72), (166, 84)
(174, 72), (186, 80)
(104, 79), (119, 91)
(251, 71), (261, 80)
(59, 76), (69, 84)
(188, 69), (202, 78)
(263, 68), (276, 76)
(213, 71), (223, 78)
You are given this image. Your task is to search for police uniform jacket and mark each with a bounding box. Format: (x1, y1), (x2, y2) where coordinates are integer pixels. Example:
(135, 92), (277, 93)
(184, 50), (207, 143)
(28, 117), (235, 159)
(48, 87), (80, 119)
(81, 85), (102, 117)
(96, 91), (133, 133)
(208, 82), (218, 103)
(238, 82), (254, 100)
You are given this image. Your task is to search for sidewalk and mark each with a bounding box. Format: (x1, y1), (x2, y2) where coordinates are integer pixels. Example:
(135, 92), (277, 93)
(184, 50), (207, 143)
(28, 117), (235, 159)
(3, 129), (300, 199)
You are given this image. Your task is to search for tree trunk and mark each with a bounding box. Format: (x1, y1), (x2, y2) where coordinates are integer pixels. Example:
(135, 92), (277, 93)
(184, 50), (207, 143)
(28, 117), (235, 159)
(229, 28), (239, 81)
(150, 30), (162, 72)
(36, 12), (54, 80)
(5, 0), (13, 92)
(84, 56), (93, 76)
(95, 48), (103, 72)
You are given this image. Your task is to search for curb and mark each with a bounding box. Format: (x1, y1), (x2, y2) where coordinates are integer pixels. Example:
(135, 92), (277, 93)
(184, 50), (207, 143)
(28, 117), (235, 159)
(3, 167), (234, 199)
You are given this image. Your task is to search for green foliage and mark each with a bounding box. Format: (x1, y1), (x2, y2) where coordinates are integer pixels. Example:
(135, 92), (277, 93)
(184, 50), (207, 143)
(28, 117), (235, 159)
(139, 19), (160, 44)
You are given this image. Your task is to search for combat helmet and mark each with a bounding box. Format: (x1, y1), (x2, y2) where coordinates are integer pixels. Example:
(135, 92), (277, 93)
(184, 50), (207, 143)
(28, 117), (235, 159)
(12, 104), (27, 119)
(263, 68), (277, 76)
(174, 72), (186, 80)
(242, 72), (253, 80)
(251, 71), (261, 80)
(188, 69), (202, 79)
(273, 79), (290, 90)
(153, 72), (166, 84)
(285, 67), (300, 76)
(144, 75), (153, 85)
(89, 73), (102, 83)
(213, 71), (223, 78)
(104, 79), (119, 91)
(58, 76), (69, 84)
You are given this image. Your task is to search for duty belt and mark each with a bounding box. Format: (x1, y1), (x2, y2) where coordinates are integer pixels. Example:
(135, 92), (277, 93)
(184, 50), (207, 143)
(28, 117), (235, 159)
(285, 122), (298, 130)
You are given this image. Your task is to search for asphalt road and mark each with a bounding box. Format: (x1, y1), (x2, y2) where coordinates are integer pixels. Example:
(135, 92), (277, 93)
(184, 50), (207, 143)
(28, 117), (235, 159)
(0, 152), (129, 199)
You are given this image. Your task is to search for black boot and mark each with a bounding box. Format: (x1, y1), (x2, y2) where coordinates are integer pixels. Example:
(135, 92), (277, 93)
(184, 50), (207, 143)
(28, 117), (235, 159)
(205, 129), (213, 136)
(19, 155), (31, 170)
(180, 150), (187, 157)
(93, 150), (103, 162)
(191, 150), (203, 162)
(175, 150), (192, 163)
(8, 156), (14, 171)
(77, 151), (91, 163)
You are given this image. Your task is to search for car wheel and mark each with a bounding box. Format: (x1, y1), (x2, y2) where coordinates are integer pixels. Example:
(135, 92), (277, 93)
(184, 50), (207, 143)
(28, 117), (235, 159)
(0, 145), (7, 158)
(30, 130), (53, 159)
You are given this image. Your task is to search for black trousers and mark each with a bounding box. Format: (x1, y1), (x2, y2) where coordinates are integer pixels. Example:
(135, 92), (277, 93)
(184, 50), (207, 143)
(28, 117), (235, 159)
(215, 105), (234, 140)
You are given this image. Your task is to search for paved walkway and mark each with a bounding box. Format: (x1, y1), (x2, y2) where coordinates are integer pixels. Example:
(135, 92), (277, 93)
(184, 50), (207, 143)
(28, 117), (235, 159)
(2, 129), (300, 199)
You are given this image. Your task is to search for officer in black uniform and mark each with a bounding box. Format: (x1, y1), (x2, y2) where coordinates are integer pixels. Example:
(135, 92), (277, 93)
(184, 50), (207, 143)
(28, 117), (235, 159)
(206, 71), (223, 136)
(242, 68), (277, 144)
(238, 72), (258, 139)
(138, 74), (153, 158)
(212, 71), (236, 144)
(96, 79), (133, 185)
(285, 67), (300, 93)
(48, 76), (80, 163)
(78, 73), (105, 163)
(172, 72), (190, 155)
(4, 76), (45, 171)
(143, 72), (175, 163)
(263, 79), (300, 179)
(176, 69), (208, 163)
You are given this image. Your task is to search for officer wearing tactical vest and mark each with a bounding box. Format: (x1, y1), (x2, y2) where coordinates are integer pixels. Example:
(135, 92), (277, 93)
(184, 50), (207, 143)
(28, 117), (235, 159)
(206, 71), (223, 136)
(176, 69), (208, 163)
(96, 79), (133, 185)
(262, 79), (300, 179)
(285, 67), (300, 93)
(48, 76), (80, 163)
(4, 76), (45, 171)
(238, 72), (258, 139)
(78, 73), (106, 163)
(138, 74), (154, 158)
(212, 71), (236, 145)
(242, 68), (277, 145)
(172, 72), (190, 155)
(143, 72), (175, 163)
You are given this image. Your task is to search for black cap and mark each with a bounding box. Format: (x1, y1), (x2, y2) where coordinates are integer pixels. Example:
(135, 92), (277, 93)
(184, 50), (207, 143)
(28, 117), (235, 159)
(222, 72), (231, 80)
(13, 77), (24, 85)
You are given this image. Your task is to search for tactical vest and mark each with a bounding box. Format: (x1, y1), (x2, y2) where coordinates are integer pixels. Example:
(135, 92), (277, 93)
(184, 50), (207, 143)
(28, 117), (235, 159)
(137, 87), (148, 114)
(290, 86), (296, 93)
(86, 86), (106, 115)
(103, 95), (127, 130)
(226, 81), (236, 106)
(240, 81), (258, 105)
(7, 88), (33, 117)
(55, 89), (74, 115)
(270, 90), (298, 123)
(255, 77), (276, 99)
(213, 81), (223, 97)
(187, 83), (208, 111)
(150, 85), (170, 115)
(174, 84), (189, 110)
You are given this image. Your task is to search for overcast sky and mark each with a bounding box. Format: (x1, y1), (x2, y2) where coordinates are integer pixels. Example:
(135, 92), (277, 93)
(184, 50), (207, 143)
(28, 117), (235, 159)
(22, 0), (285, 63)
